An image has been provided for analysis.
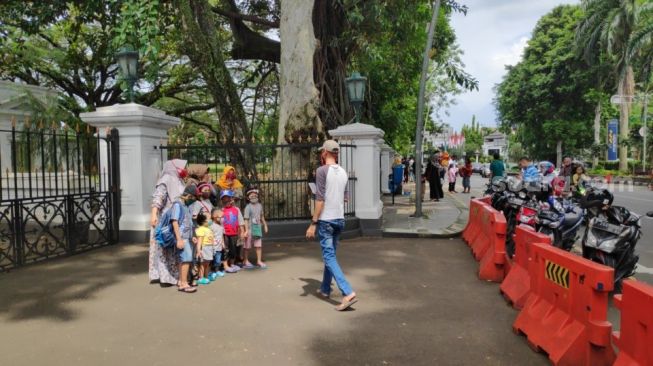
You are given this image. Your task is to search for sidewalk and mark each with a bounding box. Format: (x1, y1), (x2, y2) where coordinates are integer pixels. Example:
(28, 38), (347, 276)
(0, 237), (547, 366)
(382, 181), (470, 238)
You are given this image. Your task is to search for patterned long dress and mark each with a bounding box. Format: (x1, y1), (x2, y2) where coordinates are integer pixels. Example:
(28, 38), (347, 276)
(148, 185), (180, 285)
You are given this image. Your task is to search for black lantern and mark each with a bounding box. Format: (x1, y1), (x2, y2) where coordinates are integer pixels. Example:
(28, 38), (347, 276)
(115, 44), (139, 102)
(345, 72), (367, 123)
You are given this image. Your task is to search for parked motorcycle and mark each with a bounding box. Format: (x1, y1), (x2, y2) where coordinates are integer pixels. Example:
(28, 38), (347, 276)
(537, 198), (585, 251)
(580, 188), (641, 293)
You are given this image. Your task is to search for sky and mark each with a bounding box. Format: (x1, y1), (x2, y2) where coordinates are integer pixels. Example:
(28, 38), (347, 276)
(445, 0), (579, 131)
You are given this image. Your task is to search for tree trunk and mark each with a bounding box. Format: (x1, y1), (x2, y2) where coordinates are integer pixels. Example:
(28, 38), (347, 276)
(175, 0), (256, 177)
(271, 0), (323, 218)
(278, 0), (323, 143)
(618, 65), (635, 171)
(556, 140), (562, 169)
(593, 101), (601, 168)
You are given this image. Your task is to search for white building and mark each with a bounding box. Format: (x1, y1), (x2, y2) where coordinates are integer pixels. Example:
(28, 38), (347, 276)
(482, 131), (507, 157)
(424, 124), (454, 150)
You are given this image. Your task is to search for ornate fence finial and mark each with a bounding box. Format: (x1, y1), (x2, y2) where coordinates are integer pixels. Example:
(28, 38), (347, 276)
(11, 116), (16, 128)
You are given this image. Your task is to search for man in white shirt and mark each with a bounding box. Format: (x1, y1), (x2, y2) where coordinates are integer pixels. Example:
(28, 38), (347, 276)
(306, 140), (357, 311)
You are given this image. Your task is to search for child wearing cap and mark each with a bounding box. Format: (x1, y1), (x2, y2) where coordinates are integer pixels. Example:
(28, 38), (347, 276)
(243, 188), (268, 269)
(220, 189), (246, 273)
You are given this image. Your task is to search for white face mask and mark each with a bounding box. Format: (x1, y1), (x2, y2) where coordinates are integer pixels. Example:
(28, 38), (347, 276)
(249, 197), (259, 204)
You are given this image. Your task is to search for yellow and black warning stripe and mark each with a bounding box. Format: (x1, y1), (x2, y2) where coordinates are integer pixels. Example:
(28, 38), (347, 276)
(545, 260), (570, 289)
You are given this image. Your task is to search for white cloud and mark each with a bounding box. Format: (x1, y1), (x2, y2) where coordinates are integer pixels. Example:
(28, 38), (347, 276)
(492, 36), (529, 67)
(444, 0), (579, 131)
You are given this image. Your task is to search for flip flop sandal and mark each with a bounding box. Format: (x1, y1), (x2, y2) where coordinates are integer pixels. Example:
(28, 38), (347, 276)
(177, 286), (197, 293)
(243, 263), (256, 269)
(335, 297), (358, 311)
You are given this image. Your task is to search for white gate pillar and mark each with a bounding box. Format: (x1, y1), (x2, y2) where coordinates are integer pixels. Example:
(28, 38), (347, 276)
(330, 123), (384, 236)
(81, 103), (180, 242)
(380, 143), (392, 194)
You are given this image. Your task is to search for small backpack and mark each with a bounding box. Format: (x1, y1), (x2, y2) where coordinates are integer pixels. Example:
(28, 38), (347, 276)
(155, 202), (183, 248)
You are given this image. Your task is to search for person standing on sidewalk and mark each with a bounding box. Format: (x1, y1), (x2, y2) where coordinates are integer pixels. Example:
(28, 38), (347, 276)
(306, 140), (358, 311)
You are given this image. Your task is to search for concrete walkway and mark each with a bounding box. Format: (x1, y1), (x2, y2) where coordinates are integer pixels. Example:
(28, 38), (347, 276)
(0, 238), (548, 366)
(382, 181), (470, 237)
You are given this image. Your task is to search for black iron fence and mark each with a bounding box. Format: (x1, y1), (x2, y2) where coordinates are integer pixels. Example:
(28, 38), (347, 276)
(157, 137), (356, 220)
(0, 123), (120, 271)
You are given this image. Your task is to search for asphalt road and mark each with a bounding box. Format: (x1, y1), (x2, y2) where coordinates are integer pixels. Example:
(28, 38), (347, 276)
(465, 174), (653, 285)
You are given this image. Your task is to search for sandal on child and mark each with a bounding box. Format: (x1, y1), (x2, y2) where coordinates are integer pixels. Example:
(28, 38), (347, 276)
(198, 278), (210, 285)
(257, 262), (267, 269)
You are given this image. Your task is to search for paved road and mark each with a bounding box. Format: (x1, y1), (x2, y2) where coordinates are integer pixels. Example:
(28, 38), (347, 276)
(610, 183), (653, 284)
(0, 238), (549, 366)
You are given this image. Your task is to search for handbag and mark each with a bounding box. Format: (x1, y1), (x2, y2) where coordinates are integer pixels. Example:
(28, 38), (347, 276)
(251, 223), (263, 238)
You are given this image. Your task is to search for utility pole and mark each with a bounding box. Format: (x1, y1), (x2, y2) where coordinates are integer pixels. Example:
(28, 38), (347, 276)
(643, 93), (649, 172)
(413, 0), (441, 218)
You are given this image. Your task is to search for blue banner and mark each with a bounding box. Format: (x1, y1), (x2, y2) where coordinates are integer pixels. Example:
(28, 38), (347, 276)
(607, 119), (618, 161)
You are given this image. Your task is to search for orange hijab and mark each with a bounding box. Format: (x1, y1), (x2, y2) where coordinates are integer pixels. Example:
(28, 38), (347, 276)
(216, 165), (243, 190)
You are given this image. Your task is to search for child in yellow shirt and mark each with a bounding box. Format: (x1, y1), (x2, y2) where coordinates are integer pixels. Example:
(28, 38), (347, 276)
(195, 213), (215, 285)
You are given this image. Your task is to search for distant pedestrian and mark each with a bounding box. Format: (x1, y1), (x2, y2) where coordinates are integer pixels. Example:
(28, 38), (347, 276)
(447, 162), (458, 193)
(489, 153), (505, 183)
(460, 158), (473, 193)
(425, 154), (443, 201)
(306, 140), (357, 311)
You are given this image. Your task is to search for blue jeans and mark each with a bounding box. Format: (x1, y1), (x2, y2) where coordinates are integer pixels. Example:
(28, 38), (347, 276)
(317, 219), (353, 296)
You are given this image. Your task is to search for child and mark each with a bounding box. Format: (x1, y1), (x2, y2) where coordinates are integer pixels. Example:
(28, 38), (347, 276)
(243, 188), (269, 269)
(194, 213), (214, 285)
(171, 184), (198, 293)
(571, 165), (589, 194)
(191, 182), (214, 221)
(447, 162), (458, 193)
(209, 207), (229, 277)
(220, 189), (246, 273)
(460, 158), (473, 193)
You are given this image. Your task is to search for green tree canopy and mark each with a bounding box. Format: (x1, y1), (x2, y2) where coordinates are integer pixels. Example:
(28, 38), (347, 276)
(495, 5), (597, 161)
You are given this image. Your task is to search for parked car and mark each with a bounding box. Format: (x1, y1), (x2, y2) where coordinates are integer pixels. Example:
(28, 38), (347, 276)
(480, 163), (491, 178)
(472, 163), (483, 174)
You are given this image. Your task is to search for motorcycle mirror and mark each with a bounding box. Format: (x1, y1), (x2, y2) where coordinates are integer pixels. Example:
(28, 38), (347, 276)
(647, 211), (653, 218)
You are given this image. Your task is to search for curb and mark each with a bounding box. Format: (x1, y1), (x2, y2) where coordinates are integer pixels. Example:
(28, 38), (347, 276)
(382, 193), (469, 239)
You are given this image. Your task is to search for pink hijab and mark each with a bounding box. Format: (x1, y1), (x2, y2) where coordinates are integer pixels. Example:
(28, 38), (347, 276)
(156, 159), (187, 206)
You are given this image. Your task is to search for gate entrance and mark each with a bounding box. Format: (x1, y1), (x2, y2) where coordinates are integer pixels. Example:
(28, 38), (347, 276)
(0, 123), (120, 271)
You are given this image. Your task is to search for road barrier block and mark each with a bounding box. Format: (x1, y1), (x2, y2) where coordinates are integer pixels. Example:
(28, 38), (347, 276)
(470, 205), (495, 261)
(612, 280), (653, 366)
(462, 198), (490, 247)
(500, 225), (551, 309)
(513, 242), (615, 366)
(477, 205), (507, 282)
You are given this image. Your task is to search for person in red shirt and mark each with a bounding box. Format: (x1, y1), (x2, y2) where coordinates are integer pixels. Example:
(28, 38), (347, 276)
(460, 158), (473, 193)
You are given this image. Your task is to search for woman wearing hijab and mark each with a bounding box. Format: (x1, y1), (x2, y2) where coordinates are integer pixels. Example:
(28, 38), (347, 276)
(425, 153), (444, 201)
(216, 165), (244, 196)
(149, 159), (188, 286)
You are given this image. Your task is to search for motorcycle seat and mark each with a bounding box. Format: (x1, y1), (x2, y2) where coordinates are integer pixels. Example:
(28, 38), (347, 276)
(564, 211), (583, 225)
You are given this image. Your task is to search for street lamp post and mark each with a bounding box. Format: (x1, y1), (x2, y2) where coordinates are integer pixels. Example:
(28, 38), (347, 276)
(115, 44), (139, 103)
(345, 72), (367, 124)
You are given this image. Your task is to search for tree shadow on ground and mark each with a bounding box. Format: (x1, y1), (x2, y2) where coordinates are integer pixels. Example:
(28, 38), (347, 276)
(303, 238), (550, 366)
(0, 243), (146, 322)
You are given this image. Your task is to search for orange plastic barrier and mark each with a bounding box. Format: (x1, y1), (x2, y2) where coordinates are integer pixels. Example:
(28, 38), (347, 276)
(500, 225), (551, 309)
(476, 205), (507, 282)
(612, 280), (653, 366)
(513, 243), (615, 366)
(462, 198), (491, 247)
(470, 204), (496, 261)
